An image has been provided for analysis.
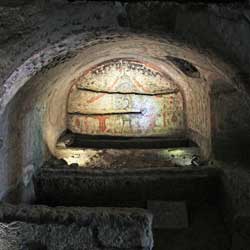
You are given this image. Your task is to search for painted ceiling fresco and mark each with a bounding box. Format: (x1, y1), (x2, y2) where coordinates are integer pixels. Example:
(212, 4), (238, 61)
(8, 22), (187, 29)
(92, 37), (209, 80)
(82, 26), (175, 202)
(67, 59), (185, 137)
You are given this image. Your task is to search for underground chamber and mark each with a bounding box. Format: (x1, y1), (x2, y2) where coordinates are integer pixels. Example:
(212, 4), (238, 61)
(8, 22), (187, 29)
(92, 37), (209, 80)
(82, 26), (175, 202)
(0, 34), (244, 250)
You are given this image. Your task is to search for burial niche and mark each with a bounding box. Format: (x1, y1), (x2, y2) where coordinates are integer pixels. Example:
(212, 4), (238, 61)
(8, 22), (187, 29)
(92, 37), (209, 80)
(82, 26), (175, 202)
(67, 59), (185, 138)
(55, 58), (196, 168)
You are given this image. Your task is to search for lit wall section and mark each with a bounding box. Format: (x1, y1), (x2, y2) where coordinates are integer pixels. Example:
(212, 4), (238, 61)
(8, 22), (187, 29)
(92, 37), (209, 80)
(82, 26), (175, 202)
(67, 59), (185, 137)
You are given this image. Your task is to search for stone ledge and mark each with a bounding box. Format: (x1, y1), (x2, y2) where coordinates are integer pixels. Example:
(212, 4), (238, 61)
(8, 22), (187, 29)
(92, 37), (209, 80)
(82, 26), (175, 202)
(0, 203), (153, 250)
(34, 166), (221, 207)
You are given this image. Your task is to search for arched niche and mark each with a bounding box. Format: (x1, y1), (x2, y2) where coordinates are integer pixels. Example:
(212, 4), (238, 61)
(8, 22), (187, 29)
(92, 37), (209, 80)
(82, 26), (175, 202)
(66, 58), (186, 138)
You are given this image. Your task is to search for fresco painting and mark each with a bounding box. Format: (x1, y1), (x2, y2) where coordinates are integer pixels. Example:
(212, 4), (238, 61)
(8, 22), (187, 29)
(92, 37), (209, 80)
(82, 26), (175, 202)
(67, 59), (185, 137)
(77, 59), (178, 94)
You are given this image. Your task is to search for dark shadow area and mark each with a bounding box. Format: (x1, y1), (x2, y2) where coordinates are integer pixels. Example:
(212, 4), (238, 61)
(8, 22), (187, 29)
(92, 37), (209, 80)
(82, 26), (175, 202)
(153, 203), (231, 250)
(57, 130), (191, 149)
(21, 241), (47, 250)
(166, 56), (200, 78)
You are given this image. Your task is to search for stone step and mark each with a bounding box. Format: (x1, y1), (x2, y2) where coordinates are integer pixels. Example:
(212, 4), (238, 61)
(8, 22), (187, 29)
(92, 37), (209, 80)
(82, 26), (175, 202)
(0, 203), (153, 250)
(34, 166), (221, 207)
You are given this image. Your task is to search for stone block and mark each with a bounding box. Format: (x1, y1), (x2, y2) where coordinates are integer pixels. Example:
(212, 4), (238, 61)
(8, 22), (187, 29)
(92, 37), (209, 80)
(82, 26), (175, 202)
(0, 203), (153, 250)
(147, 200), (188, 229)
(34, 167), (221, 207)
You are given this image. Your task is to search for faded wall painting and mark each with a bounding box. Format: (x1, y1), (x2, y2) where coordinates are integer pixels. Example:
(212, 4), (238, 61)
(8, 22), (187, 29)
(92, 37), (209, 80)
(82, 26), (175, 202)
(67, 59), (185, 137)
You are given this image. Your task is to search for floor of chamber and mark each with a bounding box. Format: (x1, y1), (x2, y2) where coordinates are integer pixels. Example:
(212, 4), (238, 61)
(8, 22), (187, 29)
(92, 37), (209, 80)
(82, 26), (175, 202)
(153, 204), (230, 250)
(55, 147), (200, 168)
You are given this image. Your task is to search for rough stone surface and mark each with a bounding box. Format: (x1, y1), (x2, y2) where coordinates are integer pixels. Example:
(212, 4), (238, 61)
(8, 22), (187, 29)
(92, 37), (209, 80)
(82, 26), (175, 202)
(0, 203), (153, 250)
(147, 200), (188, 229)
(51, 147), (200, 168)
(231, 209), (250, 250)
(217, 163), (250, 250)
(34, 166), (221, 207)
(220, 164), (250, 230)
(221, 165), (250, 214)
(153, 203), (231, 250)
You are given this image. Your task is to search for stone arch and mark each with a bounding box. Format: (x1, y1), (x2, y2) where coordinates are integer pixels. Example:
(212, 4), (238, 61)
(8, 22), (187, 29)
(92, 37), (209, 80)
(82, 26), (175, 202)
(0, 31), (238, 200)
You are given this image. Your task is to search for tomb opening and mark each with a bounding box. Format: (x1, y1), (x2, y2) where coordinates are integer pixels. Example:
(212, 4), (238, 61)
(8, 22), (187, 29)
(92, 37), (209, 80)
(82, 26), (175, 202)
(54, 58), (202, 168)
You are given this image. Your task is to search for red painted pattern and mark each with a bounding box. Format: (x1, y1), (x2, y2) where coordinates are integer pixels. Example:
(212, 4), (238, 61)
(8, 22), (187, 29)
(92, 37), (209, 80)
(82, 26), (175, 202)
(96, 116), (109, 132)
